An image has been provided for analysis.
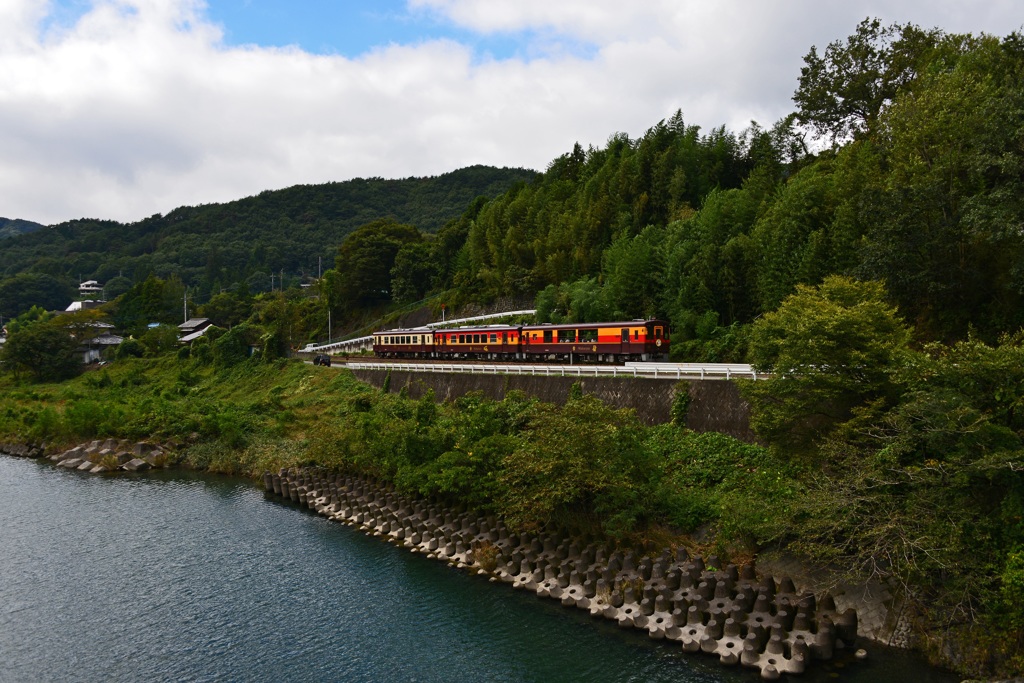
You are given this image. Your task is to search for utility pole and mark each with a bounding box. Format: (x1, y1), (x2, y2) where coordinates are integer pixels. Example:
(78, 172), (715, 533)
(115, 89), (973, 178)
(183, 289), (188, 323)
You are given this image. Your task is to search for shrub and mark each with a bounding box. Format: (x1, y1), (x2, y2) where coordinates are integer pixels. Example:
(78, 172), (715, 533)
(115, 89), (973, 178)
(116, 338), (145, 360)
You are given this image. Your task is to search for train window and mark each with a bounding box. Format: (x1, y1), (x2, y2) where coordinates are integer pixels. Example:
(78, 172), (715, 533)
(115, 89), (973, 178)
(634, 330), (639, 340)
(621, 328), (629, 342)
(558, 329), (575, 343)
(490, 333), (497, 343)
(654, 327), (663, 339)
(414, 336), (419, 344)
(579, 329), (597, 342)
(458, 334), (465, 343)
(543, 330), (553, 344)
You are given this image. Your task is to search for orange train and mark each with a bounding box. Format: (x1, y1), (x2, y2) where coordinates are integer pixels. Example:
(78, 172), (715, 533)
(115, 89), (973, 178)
(372, 319), (670, 363)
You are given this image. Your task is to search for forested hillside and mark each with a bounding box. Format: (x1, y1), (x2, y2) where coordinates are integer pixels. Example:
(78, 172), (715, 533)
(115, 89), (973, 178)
(0, 165), (536, 314)
(430, 20), (1024, 355)
(0, 218), (44, 240)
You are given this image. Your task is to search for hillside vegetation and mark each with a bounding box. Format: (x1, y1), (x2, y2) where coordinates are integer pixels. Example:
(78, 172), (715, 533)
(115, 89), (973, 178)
(0, 165), (536, 315)
(0, 217), (44, 240)
(2, 18), (1024, 678)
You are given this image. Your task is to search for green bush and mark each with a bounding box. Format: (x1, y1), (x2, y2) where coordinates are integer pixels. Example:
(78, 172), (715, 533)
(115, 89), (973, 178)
(116, 338), (145, 359)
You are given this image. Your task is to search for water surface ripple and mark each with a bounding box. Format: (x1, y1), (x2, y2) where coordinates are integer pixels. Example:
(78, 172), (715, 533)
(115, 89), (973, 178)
(0, 457), (955, 683)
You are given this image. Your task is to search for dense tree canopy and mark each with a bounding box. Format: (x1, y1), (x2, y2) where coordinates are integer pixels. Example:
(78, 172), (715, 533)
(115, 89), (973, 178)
(0, 272), (74, 319)
(743, 276), (912, 456)
(328, 219), (424, 315)
(0, 166), (535, 309)
(2, 316), (83, 381)
(793, 18), (944, 142)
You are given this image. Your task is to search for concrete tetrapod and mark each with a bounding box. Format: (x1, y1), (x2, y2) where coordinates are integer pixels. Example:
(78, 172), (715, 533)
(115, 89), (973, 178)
(264, 468), (855, 680)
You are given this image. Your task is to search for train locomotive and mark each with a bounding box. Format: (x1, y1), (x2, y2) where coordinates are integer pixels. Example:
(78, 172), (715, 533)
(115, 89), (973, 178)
(372, 319), (670, 363)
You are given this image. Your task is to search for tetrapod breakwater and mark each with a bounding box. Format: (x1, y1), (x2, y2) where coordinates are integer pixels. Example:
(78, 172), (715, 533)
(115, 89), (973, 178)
(264, 467), (862, 680)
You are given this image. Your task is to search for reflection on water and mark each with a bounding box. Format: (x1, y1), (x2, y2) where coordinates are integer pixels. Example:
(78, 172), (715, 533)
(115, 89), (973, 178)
(0, 458), (956, 683)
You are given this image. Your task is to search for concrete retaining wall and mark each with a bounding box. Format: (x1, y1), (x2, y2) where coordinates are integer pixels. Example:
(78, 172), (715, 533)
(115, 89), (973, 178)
(349, 368), (757, 441)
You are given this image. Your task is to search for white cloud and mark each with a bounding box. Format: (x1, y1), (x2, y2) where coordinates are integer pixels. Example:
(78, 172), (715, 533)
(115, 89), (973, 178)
(1, 0), (1021, 224)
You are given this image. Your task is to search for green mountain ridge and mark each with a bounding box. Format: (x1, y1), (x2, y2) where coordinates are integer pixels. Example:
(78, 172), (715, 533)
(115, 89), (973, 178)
(0, 165), (537, 302)
(0, 217), (45, 240)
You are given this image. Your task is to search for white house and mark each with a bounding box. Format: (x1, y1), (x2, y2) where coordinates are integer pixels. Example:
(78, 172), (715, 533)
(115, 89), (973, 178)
(78, 280), (103, 296)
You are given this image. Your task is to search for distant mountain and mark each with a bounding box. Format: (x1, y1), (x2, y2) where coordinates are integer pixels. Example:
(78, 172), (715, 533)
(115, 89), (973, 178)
(0, 165), (538, 299)
(0, 217), (45, 239)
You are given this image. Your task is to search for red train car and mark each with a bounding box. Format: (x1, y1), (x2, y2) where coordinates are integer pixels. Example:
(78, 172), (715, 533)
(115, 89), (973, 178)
(520, 320), (669, 362)
(371, 319), (669, 363)
(432, 325), (521, 361)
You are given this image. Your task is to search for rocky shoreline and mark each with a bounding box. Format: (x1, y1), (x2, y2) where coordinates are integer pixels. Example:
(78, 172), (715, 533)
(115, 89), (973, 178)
(3, 443), (1008, 681)
(0, 439), (174, 473)
(264, 466), (865, 681)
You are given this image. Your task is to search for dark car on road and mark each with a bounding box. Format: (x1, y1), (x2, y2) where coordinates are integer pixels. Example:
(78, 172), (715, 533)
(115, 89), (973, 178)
(312, 354), (332, 367)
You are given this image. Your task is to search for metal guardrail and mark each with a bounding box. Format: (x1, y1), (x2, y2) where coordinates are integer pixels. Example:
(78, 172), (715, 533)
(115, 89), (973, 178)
(345, 361), (759, 381)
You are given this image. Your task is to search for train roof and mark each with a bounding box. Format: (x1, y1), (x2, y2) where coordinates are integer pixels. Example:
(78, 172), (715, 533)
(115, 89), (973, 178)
(372, 327), (434, 335)
(521, 319), (669, 330)
(433, 324), (522, 333)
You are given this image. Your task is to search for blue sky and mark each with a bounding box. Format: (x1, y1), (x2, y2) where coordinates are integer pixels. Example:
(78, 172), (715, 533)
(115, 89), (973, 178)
(4, 1), (1022, 224)
(44, 0), (595, 60)
(204, 0), (527, 58)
